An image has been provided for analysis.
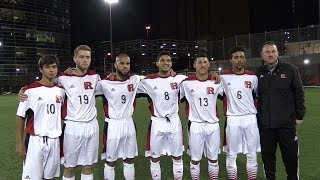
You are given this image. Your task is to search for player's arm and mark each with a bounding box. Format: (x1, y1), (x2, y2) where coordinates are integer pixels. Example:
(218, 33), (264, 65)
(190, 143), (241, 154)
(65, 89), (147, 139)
(18, 87), (28, 102)
(16, 115), (26, 158)
(179, 82), (186, 103)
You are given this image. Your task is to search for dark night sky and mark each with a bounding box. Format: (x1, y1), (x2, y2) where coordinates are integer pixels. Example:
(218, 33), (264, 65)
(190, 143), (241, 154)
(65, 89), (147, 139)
(71, 0), (156, 47)
(71, 0), (319, 47)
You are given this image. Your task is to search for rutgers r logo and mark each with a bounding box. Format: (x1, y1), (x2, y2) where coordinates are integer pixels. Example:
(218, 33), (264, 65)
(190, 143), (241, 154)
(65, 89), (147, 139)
(84, 82), (93, 89)
(244, 81), (252, 88)
(127, 84), (134, 92)
(207, 87), (214, 94)
(170, 82), (178, 90)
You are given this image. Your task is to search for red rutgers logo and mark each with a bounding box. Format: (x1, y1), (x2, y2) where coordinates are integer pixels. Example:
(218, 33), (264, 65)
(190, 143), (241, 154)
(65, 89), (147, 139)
(84, 82), (93, 89)
(207, 87), (214, 94)
(56, 95), (62, 103)
(244, 81), (252, 88)
(170, 82), (178, 90)
(127, 84), (134, 92)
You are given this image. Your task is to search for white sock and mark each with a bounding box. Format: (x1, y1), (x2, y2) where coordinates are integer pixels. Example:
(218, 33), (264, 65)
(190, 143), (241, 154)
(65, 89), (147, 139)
(150, 160), (161, 180)
(226, 153), (237, 180)
(173, 159), (183, 180)
(208, 161), (219, 180)
(62, 176), (75, 180)
(123, 162), (135, 180)
(246, 153), (258, 180)
(190, 161), (200, 180)
(81, 173), (93, 180)
(104, 163), (115, 180)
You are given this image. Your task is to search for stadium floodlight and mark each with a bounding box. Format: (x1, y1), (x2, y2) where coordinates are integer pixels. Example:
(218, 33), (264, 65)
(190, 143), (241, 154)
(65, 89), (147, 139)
(304, 59), (310, 64)
(36, 76), (39, 80)
(16, 68), (20, 72)
(104, 0), (118, 4)
(218, 67), (222, 71)
(0, 41), (2, 46)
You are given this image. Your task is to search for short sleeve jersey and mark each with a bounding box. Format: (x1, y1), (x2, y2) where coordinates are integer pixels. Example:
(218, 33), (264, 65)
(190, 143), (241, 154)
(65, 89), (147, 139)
(220, 70), (258, 116)
(58, 70), (100, 122)
(16, 82), (65, 138)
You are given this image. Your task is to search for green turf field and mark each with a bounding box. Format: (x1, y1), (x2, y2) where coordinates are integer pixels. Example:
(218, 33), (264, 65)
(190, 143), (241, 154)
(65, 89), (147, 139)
(0, 88), (319, 179)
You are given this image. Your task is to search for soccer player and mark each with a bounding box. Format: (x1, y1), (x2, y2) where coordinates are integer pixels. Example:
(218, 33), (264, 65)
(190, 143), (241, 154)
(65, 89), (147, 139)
(19, 45), (100, 180)
(257, 41), (305, 180)
(58, 45), (100, 180)
(180, 52), (223, 180)
(95, 53), (139, 180)
(16, 55), (65, 180)
(137, 51), (186, 180)
(220, 47), (260, 180)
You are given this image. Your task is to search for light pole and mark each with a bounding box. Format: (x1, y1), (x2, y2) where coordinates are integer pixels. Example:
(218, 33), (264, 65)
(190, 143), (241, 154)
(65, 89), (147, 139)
(145, 25), (151, 40)
(104, 0), (118, 61)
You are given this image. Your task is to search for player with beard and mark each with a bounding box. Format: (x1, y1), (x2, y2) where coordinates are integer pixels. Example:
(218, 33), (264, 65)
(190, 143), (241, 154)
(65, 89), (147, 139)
(96, 53), (139, 180)
(220, 47), (260, 180)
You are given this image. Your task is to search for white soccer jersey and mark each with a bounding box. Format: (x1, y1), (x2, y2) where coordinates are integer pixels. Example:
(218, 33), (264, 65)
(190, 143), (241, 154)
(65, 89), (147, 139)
(138, 74), (187, 118)
(180, 75), (223, 123)
(96, 74), (140, 119)
(16, 82), (65, 138)
(220, 70), (258, 116)
(58, 70), (100, 122)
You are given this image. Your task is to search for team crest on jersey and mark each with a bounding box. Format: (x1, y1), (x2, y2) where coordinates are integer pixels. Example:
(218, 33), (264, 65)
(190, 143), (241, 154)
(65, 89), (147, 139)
(127, 84), (134, 92)
(170, 82), (178, 90)
(207, 87), (215, 94)
(244, 81), (252, 88)
(56, 95), (62, 103)
(84, 82), (93, 89)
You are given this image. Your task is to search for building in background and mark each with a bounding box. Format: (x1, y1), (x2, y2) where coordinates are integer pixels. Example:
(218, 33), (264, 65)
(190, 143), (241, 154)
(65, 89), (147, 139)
(0, 0), (71, 92)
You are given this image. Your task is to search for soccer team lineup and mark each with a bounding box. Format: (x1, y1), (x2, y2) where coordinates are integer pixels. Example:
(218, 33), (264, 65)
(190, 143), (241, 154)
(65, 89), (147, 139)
(15, 42), (306, 180)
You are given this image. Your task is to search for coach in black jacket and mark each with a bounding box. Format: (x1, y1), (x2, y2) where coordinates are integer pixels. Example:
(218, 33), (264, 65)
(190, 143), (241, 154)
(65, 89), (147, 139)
(256, 41), (306, 180)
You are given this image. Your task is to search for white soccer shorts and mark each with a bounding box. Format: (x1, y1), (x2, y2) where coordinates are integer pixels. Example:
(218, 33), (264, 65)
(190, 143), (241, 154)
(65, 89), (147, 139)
(22, 135), (60, 180)
(188, 121), (220, 161)
(145, 114), (184, 158)
(101, 117), (138, 162)
(223, 114), (261, 155)
(61, 118), (99, 167)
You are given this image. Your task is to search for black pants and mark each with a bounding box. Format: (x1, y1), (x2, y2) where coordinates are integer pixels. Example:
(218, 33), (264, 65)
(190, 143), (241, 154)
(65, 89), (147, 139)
(259, 128), (299, 180)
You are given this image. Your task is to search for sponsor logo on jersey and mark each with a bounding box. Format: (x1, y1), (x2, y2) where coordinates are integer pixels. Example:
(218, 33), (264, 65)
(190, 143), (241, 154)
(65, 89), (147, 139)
(70, 85), (75, 88)
(111, 88), (116, 91)
(227, 82), (231, 86)
(24, 175), (31, 179)
(191, 89), (194, 92)
(56, 95), (63, 103)
(153, 86), (158, 90)
(37, 97), (43, 101)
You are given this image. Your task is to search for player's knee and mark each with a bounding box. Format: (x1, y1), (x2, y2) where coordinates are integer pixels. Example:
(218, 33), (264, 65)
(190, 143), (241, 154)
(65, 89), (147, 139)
(124, 158), (134, 164)
(82, 165), (93, 174)
(191, 160), (200, 165)
(106, 161), (116, 167)
(150, 157), (160, 163)
(208, 159), (218, 163)
(63, 167), (76, 177)
(172, 156), (182, 161)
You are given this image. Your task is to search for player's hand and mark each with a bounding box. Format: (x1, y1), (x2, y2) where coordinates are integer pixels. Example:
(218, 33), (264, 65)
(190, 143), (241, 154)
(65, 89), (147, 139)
(16, 143), (26, 158)
(64, 67), (75, 75)
(210, 72), (221, 84)
(18, 88), (28, 102)
(106, 73), (116, 80)
(169, 69), (176, 76)
(296, 119), (303, 125)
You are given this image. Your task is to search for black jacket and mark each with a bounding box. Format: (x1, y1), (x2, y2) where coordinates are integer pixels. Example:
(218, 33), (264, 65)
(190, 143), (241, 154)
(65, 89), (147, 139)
(256, 60), (306, 128)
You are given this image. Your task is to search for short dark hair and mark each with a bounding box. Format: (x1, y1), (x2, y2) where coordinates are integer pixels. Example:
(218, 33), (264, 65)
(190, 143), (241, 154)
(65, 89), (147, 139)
(74, 45), (91, 56)
(195, 52), (208, 59)
(229, 46), (247, 59)
(262, 41), (277, 50)
(38, 55), (59, 69)
(157, 51), (171, 61)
